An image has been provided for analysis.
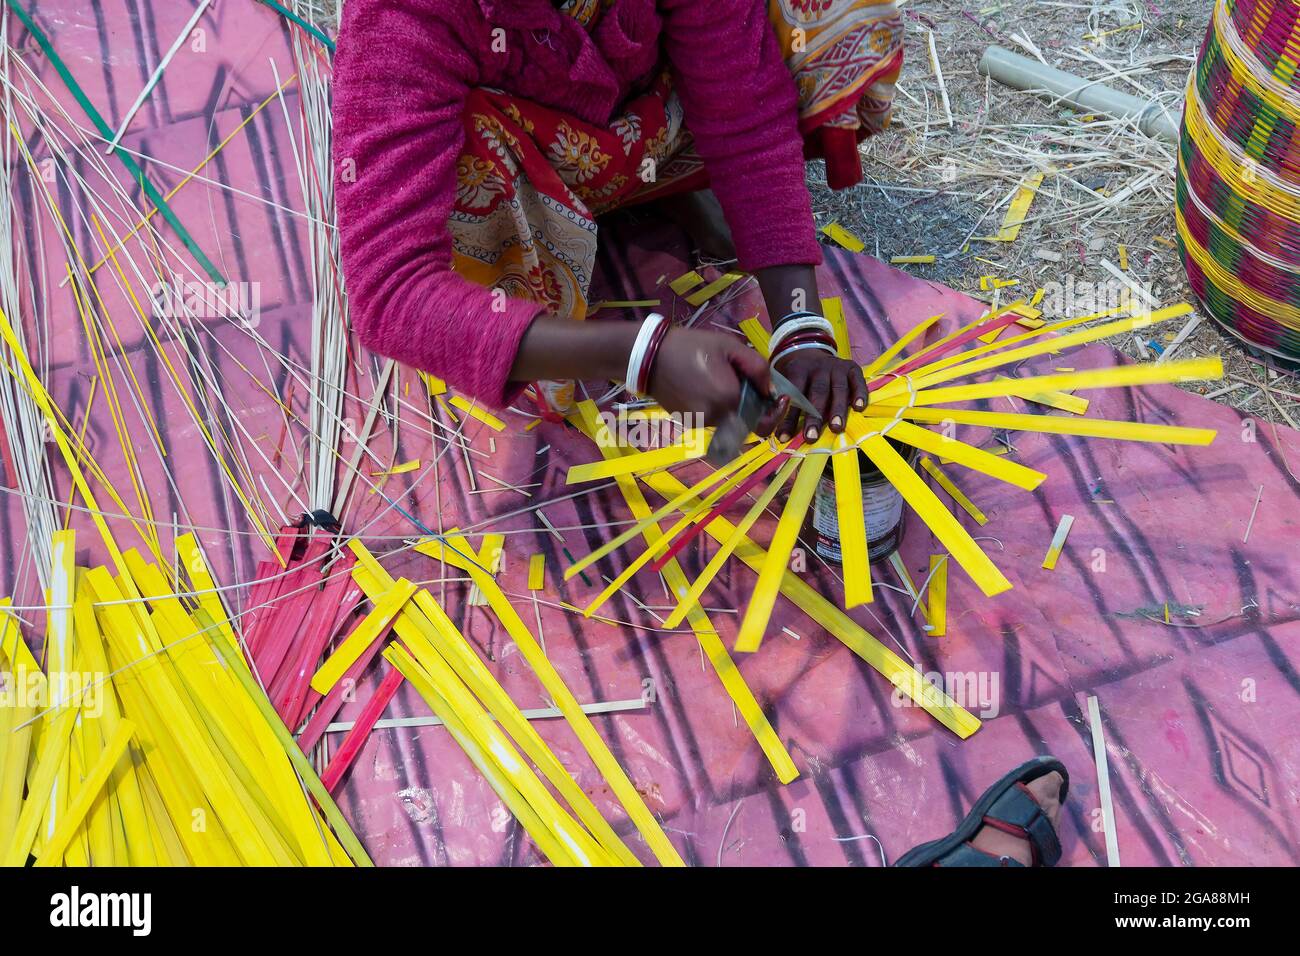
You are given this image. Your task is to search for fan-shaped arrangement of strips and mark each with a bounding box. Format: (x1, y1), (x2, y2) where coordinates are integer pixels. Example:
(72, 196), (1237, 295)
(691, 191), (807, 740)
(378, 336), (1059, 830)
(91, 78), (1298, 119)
(1178, 0), (1300, 361)
(561, 297), (1222, 657)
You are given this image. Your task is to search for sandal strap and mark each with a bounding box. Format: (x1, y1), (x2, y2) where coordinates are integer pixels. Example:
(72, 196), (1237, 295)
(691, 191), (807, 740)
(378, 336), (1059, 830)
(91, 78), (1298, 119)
(934, 843), (1026, 867)
(985, 783), (1061, 866)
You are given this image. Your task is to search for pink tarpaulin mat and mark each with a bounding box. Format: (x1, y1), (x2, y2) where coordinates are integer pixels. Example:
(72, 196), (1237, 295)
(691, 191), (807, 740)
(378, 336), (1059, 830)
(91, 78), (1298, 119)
(5, 2), (1299, 866)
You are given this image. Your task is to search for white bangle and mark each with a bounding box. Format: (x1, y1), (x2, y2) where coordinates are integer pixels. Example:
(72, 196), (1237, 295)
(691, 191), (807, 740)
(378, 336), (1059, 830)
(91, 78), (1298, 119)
(768, 314), (834, 355)
(771, 340), (837, 366)
(625, 312), (667, 396)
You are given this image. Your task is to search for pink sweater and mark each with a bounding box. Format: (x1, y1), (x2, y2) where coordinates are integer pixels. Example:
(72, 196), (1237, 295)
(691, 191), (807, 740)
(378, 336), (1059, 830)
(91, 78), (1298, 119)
(333, 0), (822, 408)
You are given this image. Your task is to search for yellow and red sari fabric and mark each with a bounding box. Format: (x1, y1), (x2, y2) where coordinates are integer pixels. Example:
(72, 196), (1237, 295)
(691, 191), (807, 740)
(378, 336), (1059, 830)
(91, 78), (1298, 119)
(450, 0), (903, 324)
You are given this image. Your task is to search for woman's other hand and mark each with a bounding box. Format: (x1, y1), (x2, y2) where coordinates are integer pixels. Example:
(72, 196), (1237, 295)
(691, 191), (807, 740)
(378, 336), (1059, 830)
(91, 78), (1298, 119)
(773, 348), (868, 442)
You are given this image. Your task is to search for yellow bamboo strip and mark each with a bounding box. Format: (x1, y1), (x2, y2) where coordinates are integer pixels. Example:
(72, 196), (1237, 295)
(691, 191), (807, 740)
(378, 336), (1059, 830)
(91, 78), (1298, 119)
(890, 305), (1133, 388)
(821, 222), (865, 252)
(61, 376), (98, 531)
(422, 371), (448, 396)
(685, 271), (746, 305)
(899, 406), (1217, 445)
(368, 587), (622, 865)
(861, 314), (944, 379)
(994, 375), (1089, 414)
(83, 573), (228, 865)
(832, 437), (873, 608)
(738, 316), (771, 357)
(880, 303), (1025, 378)
(860, 434), (1011, 596)
(527, 553), (546, 591)
(919, 457), (988, 525)
(735, 452), (829, 653)
(928, 556), (948, 636)
(175, 533), (243, 664)
(0, 598), (41, 674)
(869, 419), (1046, 490)
(0, 346), (152, 548)
(894, 357), (1223, 408)
(578, 447), (774, 617)
(372, 459), (421, 477)
(0, 610), (39, 852)
(872, 305), (1195, 403)
(135, 766), (191, 865)
(124, 554), (320, 864)
(669, 270), (705, 295)
(449, 395), (506, 431)
(0, 305), (174, 629)
(85, 570), (279, 865)
(71, 641), (113, 866)
(989, 171), (1045, 241)
(70, 574), (156, 866)
(1043, 514), (1075, 569)
(41, 531), (77, 847)
(382, 645), (586, 866)
(822, 296), (851, 357)
(310, 579), (416, 694)
(563, 440), (769, 580)
(3, 705), (79, 865)
(666, 457), (801, 628)
(383, 628), (611, 866)
(565, 430), (711, 483)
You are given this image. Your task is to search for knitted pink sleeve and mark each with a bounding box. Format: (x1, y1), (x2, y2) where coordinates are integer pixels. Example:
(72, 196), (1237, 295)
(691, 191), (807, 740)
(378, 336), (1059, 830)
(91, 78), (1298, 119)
(658, 0), (823, 272)
(333, 0), (543, 409)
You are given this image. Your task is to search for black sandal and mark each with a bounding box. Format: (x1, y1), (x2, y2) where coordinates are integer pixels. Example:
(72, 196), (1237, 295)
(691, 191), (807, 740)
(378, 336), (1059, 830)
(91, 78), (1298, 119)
(893, 755), (1069, 867)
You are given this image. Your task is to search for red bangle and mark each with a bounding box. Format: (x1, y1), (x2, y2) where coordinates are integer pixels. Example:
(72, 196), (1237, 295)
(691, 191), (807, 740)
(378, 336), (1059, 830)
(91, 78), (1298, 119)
(771, 330), (837, 366)
(772, 329), (836, 352)
(637, 316), (672, 394)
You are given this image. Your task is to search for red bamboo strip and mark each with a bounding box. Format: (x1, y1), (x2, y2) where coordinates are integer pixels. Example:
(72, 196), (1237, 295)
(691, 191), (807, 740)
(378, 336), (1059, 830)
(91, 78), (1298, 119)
(320, 666), (404, 793)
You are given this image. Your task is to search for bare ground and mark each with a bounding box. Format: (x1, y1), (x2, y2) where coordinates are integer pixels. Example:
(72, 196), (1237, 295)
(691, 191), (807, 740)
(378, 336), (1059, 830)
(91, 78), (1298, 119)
(807, 0), (1300, 427)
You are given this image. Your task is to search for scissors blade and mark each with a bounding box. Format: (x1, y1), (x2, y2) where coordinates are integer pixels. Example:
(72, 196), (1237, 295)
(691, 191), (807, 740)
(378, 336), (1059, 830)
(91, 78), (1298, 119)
(769, 367), (819, 418)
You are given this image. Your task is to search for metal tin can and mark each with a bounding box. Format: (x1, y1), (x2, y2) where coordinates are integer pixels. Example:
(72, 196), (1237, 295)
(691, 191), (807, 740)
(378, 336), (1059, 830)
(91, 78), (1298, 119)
(809, 444), (917, 563)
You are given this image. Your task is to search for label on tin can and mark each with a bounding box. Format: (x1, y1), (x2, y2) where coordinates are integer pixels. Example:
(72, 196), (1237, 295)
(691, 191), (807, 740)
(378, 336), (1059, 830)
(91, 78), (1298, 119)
(811, 471), (905, 563)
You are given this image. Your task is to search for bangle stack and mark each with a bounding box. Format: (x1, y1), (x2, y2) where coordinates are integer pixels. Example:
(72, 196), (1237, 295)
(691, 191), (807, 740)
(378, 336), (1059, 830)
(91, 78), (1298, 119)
(625, 312), (670, 396)
(768, 311), (837, 367)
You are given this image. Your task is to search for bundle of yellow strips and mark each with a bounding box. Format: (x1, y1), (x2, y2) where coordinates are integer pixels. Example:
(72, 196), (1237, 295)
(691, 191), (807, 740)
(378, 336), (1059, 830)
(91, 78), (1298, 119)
(0, 530), (368, 866)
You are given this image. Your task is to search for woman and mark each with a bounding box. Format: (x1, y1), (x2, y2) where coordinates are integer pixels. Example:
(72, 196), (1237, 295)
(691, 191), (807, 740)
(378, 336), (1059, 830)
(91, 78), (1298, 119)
(333, 0), (903, 440)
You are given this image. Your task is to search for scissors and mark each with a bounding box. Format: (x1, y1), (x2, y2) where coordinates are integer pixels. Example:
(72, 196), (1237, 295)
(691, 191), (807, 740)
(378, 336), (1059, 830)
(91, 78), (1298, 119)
(705, 367), (819, 466)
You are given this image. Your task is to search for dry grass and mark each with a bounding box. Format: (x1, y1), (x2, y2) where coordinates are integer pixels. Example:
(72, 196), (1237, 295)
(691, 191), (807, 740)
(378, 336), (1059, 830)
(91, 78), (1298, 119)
(809, 0), (1300, 424)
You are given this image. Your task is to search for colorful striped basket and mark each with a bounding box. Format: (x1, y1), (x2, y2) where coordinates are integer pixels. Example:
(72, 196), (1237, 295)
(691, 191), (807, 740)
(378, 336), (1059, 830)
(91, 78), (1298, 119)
(1178, 0), (1300, 363)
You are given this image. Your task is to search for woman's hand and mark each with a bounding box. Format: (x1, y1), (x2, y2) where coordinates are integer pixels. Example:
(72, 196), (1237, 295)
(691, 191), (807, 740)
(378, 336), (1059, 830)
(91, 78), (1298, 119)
(751, 264), (868, 440)
(773, 348), (869, 442)
(647, 327), (789, 435)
